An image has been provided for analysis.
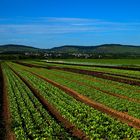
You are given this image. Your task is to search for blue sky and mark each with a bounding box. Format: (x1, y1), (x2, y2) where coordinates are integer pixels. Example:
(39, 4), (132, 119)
(0, 0), (140, 48)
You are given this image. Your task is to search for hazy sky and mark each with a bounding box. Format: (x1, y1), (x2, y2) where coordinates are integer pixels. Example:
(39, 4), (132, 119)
(0, 0), (140, 48)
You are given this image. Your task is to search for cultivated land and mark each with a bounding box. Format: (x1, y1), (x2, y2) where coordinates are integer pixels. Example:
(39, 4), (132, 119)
(1, 59), (140, 139)
(48, 59), (140, 66)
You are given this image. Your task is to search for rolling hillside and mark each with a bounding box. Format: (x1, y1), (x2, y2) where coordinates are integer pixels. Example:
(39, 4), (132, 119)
(0, 44), (40, 53)
(50, 44), (140, 54)
(0, 44), (140, 55)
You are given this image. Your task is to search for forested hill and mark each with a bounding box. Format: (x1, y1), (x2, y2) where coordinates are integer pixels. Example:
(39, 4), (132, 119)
(50, 44), (140, 54)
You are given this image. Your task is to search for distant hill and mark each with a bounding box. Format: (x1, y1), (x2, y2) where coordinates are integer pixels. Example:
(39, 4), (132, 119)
(50, 44), (140, 54)
(0, 44), (40, 53)
(1, 44), (140, 56)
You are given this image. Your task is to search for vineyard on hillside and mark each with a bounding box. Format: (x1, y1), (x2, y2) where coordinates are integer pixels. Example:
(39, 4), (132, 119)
(1, 60), (140, 139)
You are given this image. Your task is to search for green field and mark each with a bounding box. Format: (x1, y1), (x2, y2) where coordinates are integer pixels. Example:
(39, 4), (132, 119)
(1, 59), (140, 139)
(48, 58), (140, 66)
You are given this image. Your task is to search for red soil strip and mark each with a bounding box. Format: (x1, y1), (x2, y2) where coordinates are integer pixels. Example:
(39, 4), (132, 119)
(23, 70), (140, 130)
(41, 70), (140, 104)
(0, 64), (5, 139)
(104, 73), (140, 80)
(14, 61), (140, 87)
(10, 66), (89, 140)
(2, 66), (16, 140)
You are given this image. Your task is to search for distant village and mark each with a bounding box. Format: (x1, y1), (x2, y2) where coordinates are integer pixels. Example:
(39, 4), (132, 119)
(24, 52), (102, 59)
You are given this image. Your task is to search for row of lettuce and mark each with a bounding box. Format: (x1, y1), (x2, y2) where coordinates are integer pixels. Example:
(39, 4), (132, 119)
(5, 62), (140, 139)
(18, 61), (140, 93)
(12, 62), (140, 119)
(22, 60), (140, 80)
(33, 67), (140, 99)
(2, 64), (74, 139)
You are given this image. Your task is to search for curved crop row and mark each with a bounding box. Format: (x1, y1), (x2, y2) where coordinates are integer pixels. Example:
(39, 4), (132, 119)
(26, 67), (140, 101)
(1, 64), (16, 140)
(44, 61), (140, 78)
(9, 63), (140, 139)
(13, 63), (140, 120)
(12, 68), (89, 140)
(14, 61), (140, 86)
(2, 64), (75, 139)
(21, 60), (140, 79)
(47, 69), (140, 98)
(12, 62), (140, 93)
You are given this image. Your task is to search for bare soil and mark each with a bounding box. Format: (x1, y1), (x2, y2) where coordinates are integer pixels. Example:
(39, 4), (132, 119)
(2, 65), (16, 140)
(0, 64), (6, 140)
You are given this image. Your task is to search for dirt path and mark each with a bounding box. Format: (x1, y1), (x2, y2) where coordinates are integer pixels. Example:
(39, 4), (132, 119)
(0, 64), (5, 139)
(2, 65), (16, 140)
(10, 66), (89, 140)
(21, 69), (140, 130)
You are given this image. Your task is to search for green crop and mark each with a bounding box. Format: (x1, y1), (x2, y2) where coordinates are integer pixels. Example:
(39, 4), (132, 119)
(9, 63), (140, 139)
(2, 64), (75, 139)
(14, 63), (140, 119)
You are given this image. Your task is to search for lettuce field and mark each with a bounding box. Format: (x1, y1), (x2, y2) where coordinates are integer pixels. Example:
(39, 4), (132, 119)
(1, 60), (140, 140)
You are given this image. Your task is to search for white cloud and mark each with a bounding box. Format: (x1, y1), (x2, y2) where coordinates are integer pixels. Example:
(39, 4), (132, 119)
(0, 17), (140, 35)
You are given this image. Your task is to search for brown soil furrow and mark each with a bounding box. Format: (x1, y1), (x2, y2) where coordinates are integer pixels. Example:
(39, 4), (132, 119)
(0, 64), (5, 140)
(9, 66), (89, 140)
(2, 65), (16, 140)
(19, 69), (140, 130)
(41, 71), (140, 104)
(14, 61), (140, 87)
(104, 73), (140, 80)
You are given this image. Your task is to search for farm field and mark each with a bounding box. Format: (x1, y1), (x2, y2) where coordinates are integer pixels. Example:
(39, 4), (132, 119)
(1, 59), (140, 139)
(47, 59), (140, 66)
(17, 60), (140, 86)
